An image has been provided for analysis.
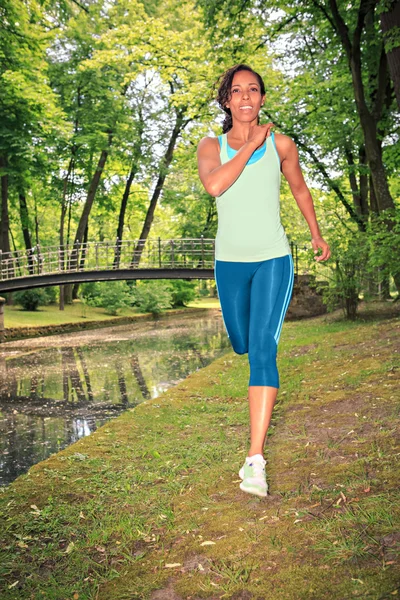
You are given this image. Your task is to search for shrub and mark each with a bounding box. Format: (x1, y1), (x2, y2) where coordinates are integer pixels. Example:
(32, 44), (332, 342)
(168, 280), (197, 307)
(42, 286), (58, 305)
(315, 229), (368, 320)
(365, 208), (400, 291)
(81, 280), (134, 315)
(132, 280), (173, 315)
(14, 288), (49, 311)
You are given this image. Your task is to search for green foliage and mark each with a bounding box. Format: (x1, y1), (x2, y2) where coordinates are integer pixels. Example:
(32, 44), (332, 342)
(198, 280), (211, 297)
(168, 279), (197, 307)
(316, 209), (400, 319)
(81, 280), (134, 315)
(79, 281), (99, 301)
(42, 286), (58, 305)
(316, 229), (367, 320)
(365, 208), (400, 283)
(14, 288), (49, 311)
(131, 280), (173, 315)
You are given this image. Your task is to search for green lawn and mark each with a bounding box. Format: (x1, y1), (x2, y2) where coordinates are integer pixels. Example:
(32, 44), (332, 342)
(4, 297), (221, 329)
(0, 300), (399, 599)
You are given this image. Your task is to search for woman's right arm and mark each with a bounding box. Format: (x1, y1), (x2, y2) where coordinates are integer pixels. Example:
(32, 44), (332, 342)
(197, 137), (257, 197)
(196, 124), (274, 197)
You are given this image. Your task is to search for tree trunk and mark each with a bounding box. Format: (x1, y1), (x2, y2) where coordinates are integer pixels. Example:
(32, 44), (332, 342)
(131, 112), (187, 267)
(344, 143), (369, 223)
(73, 131), (112, 250)
(329, 0), (400, 292)
(64, 131), (113, 304)
(59, 156), (75, 311)
(0, 157), (11, 256)
(72, 222), (88, 299)
(114, 163), (140, 268)
(19, 192), (34, 275)
(114, 113), (145, 268)
(380, 0), (400, 110)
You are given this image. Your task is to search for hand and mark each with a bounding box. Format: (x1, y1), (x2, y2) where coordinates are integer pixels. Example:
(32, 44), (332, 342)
(247, 123), (275, 149)
(311, 236), (331, 262)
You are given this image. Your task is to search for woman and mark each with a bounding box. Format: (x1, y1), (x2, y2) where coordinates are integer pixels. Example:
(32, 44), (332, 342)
(197, 64), (330, 498)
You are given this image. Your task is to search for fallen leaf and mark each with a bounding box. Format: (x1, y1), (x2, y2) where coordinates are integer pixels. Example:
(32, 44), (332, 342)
(200, 541), (216, 546)
(64, 542), (75, 554)
(8, 581), (19, 589)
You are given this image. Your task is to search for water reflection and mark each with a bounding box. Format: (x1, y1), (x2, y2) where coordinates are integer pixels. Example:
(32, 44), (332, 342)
(0, 311), (230, 486)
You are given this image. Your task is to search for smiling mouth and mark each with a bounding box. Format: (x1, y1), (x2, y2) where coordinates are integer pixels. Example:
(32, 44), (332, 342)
(240, 106), (253, 110)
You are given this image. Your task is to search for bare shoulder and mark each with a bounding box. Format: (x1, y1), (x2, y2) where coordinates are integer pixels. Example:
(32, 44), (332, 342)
(197, 135), (220, 156)
(274, 132), (296, 152)
(273, 133), (299, 165)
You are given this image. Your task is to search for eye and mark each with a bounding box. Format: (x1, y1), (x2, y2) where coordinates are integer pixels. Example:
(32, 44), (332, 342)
(251, 87), (258, 92)
(232, 89), (239, 93)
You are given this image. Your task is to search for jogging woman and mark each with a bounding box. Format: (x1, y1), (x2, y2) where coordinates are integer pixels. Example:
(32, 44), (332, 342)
(197, 64), (330, 498)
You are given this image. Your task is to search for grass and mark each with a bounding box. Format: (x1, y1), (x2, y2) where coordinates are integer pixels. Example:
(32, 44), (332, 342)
(4, 297), (220, 329)
(0, 300), (399, 599)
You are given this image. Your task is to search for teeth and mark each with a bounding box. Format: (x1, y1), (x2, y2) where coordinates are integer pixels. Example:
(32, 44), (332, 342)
(240, 106), (252, 109)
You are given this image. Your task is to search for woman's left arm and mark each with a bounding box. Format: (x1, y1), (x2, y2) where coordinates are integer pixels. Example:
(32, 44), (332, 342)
(277, 134), (331, 262)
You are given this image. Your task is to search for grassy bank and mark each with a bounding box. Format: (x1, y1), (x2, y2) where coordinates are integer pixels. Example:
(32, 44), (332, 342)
(0, 301), (399, 599)
(3, 298), (220, 328)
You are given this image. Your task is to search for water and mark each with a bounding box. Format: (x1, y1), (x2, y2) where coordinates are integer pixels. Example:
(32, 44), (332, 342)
(0, 310), (231, 487)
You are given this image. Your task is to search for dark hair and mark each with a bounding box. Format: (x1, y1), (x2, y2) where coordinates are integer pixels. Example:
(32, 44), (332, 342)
(216, 64), (266, 133)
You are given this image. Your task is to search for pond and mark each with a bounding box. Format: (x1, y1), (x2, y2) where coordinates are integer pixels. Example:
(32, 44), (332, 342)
(0, 309), (231, 487)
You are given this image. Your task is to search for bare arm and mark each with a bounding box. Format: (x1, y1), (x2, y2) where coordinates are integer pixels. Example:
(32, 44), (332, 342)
(197, 137), (257, 197)
(197, 124), (275, 197)
(278, 134), (331, 261)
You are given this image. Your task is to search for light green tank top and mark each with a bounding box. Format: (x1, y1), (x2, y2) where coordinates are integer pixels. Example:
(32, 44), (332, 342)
(215, 132), (291, 262)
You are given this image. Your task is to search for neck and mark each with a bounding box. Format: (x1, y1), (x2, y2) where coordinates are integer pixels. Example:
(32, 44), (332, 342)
(228, 117), (259, 142)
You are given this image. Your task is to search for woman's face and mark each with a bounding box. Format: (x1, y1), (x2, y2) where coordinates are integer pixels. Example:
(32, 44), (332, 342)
(225, 70), (265, 124)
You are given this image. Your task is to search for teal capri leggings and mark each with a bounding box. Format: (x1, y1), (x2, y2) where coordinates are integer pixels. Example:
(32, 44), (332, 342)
(214, 253), (294, 388)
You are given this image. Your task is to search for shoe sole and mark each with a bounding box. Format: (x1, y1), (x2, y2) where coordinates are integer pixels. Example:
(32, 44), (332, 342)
(239, 481), (268, 497)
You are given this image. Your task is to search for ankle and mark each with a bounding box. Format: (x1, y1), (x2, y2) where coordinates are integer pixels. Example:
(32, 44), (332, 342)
(247, 450), (264, 460)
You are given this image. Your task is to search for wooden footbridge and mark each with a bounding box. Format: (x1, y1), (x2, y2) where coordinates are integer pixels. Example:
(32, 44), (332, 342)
(0, 237), (306, 294)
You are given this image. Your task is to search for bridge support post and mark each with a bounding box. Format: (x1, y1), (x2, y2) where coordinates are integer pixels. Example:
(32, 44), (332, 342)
(0, 296), (5, 336)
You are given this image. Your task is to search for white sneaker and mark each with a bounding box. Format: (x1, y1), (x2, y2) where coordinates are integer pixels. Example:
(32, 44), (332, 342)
(238, 454), (268, 497)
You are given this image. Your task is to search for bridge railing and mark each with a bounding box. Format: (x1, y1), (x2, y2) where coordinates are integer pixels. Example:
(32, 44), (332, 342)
(0, 237), (315, 282)
(0, 238), (217, 281)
